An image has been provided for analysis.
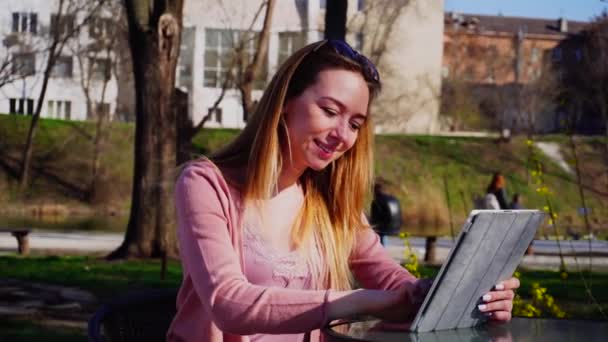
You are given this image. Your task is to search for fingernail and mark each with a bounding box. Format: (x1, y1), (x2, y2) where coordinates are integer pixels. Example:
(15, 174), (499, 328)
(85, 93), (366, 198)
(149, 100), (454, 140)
(495, 284), (505, 290)
(478, 304), (487, 311)
(486, 312), (493, 317)
(482, 294), (492, 302)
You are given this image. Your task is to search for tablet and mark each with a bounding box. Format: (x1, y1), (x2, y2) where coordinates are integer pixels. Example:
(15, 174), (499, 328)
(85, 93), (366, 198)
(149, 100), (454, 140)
(410, 209), (544, 332)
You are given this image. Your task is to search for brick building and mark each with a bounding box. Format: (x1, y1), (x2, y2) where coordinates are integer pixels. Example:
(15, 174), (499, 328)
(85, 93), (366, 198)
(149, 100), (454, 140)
(442, 12), (587, 133)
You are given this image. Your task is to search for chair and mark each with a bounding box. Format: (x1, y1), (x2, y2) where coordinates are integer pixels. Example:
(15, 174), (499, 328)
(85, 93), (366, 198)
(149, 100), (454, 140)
(88, 288), (178, 342)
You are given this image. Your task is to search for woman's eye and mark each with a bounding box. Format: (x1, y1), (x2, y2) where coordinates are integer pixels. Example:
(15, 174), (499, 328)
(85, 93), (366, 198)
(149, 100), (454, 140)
(323, 107), (338, 116)
(350, 122), (361, 131)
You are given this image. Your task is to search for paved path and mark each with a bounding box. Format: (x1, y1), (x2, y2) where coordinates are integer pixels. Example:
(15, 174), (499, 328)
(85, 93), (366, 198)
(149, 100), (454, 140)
(535, 141), (573, 174)
(2, 231), (608, 271)
(0, 231), (122, 253)
(383, 236), (608, 271)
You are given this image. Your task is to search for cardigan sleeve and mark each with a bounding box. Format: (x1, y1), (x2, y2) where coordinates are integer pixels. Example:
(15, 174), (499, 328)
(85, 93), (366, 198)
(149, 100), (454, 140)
(176, 162), (331, 335)
(349, 217), (419, 291)
(349, 223), (431, 316)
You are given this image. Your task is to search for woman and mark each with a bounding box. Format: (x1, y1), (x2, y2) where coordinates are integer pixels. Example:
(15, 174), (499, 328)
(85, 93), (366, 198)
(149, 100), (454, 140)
(167, 40), (519, 341)
(486, 172), (509, 210)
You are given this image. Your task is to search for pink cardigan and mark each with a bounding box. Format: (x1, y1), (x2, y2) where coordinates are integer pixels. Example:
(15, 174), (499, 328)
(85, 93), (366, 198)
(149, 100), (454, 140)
(167, 160), (418, 341)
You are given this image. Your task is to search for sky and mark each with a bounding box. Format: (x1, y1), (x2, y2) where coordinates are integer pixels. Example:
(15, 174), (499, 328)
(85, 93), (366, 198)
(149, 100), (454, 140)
(444, 0), (608, 22)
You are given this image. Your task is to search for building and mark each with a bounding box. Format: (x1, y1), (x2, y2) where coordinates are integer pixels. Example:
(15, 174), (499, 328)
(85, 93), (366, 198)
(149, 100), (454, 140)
(442, 12), (587, 132)
(1, 0), (443, 134)
(178, 0), (443, 133)
(0, 0), (120, 121)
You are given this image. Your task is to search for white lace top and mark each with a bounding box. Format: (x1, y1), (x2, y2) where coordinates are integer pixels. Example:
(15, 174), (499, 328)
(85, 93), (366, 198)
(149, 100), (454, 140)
(242, 223), (313, 342)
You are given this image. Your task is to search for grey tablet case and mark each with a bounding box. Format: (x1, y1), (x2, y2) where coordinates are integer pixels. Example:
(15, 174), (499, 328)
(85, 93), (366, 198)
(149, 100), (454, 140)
(409, 209), (544, 332)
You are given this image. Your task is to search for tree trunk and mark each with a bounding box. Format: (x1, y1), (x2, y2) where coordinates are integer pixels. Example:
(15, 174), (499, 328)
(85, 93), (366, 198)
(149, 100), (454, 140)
(175, 88), (194, 165)
(89, 76), (110, 203)
(239, 0), (275, 121)
(324, 0), (347, 41)
(239, 82), (255, 122)
(19, 49), (58, 190)
(108, 0), (183, 259)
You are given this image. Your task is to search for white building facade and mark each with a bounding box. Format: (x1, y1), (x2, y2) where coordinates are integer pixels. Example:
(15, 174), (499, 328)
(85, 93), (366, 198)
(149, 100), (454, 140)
(0, 0), (443, 134)
(0, 0), (119, 121)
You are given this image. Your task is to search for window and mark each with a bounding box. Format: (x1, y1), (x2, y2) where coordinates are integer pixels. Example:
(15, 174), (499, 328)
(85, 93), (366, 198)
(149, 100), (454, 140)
(203, 29), (268, 89)
(464, 66), (475, 81)
(89, 17), (113, 39)
(278, 32), (306, 66)
(575, 49), (582, 62)
(530, 47), (540, 63)
(552, 48), (562, 62)
(354, 32), (364, 51)
(90, 57), (111, 80)
(48, 100), (72, 119)
(12, 12), (37, 34)
(486, 66), (496, 83)
(9, 98), (35, 115)
(47, 100), (55, 118)
(56, 101), (63, 118)
(209, 107), (223, 124)
(441, 65), (450, 78)
(52, 56), (73, 78)
(65, 101), (72, 120)
(50, 14), (75, 38)
(9, 99), (16, 114)
(358, 0), (365, 11)
(12, 53), (36, 76)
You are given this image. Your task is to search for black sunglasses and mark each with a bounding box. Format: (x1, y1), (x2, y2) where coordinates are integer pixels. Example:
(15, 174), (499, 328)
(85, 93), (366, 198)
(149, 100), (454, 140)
(314, 39), (380, 83)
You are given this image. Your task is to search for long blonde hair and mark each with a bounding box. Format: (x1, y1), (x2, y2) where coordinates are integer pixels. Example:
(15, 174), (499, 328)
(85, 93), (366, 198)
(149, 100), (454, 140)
(212, 41), (381, 290)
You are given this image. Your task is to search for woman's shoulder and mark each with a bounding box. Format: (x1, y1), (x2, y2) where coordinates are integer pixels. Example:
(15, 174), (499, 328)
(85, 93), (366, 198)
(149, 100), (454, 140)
(178, 158), (244, 197)
(179, 158), (223, 183)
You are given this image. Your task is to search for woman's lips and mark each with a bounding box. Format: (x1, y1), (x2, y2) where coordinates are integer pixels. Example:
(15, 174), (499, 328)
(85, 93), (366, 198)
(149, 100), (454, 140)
(315, 139), (336, 160)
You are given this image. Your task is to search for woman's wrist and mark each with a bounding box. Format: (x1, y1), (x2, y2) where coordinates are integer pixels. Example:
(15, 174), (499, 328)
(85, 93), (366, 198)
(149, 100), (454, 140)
(326, 289), (396, 320)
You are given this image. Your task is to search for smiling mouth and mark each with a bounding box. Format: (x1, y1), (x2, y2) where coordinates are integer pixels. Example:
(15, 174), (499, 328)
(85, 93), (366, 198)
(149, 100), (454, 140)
(315, 139), (336, 154)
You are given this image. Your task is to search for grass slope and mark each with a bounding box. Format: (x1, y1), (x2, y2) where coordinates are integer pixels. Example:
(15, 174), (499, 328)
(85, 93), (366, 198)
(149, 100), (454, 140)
(1, 115), (606, 236)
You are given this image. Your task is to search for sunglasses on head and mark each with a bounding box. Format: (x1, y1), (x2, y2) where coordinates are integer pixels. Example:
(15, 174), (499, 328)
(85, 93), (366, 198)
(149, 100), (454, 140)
(314, 39), (380, 83)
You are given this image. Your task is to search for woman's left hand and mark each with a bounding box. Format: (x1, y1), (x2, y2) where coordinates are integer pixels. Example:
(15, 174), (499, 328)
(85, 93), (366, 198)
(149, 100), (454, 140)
(477, 277), (520, 322)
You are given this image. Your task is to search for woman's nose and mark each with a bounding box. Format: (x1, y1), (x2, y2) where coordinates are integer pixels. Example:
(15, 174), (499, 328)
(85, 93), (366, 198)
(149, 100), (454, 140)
(329, 119), (354, 146)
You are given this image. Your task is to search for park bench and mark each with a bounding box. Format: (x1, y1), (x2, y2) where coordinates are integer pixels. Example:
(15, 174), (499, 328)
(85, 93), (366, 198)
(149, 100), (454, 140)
(0, 228), (31, 255)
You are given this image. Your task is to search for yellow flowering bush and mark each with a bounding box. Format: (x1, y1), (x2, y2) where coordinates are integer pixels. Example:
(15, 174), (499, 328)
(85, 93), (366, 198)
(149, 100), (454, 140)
(513, 282), (566, 318)
(399, 232), (421, 278)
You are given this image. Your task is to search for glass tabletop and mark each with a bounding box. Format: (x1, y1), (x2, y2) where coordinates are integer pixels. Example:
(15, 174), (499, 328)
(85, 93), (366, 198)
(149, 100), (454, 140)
(322, 317), (608, 342)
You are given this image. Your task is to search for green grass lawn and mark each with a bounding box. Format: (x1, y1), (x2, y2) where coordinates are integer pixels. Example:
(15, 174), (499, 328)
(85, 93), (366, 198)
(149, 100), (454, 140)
(2, 255), (607, 315)
(0, 318), (85, 342)
(0, 255), (182, 340)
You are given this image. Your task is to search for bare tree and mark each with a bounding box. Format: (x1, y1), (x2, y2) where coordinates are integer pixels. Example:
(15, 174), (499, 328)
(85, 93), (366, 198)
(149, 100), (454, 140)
(0, 39), (29, 89)
(348, 0), (445, 131)
(176, 0), (279, 164)
(18, 0), (105, 189)
(581, 15), (608, 158)
(237, 0), (275, 121)
(560, 13), (608, 186)
(444, 27), (508, 130)
(0, 7), (42, 90)
(70, 0), (124, 202)
(355, 0), (411, 67)
(108, 0), (183, 259)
